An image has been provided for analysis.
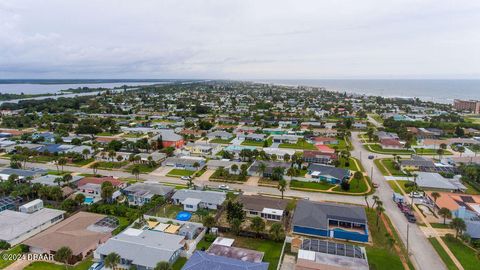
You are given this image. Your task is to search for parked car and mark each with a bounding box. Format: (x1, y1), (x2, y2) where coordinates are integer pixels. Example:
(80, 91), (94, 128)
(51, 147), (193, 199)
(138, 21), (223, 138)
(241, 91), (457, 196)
(372, 182), (379, 188)
(219, 184), (230, 190)
(89, 262), (104, 270)
(368, 155), (375, 160)
(404, 212), (417, 223)
(409, 192), (423, 198)
(181, 176), (192, 180)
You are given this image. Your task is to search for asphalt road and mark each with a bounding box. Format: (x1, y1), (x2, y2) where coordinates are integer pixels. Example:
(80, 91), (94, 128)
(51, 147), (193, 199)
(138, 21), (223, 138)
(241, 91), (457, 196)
(350, 132), (446, 270)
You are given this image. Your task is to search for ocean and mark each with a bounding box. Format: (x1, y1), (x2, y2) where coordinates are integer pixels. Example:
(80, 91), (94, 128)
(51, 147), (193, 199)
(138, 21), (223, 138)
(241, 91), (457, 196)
(261, 79), (480, 104)
(0, 79), (478, 104)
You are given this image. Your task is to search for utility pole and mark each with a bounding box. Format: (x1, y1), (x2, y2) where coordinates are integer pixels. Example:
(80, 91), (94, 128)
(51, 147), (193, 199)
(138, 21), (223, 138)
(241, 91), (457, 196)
(407, 223), (410, 255)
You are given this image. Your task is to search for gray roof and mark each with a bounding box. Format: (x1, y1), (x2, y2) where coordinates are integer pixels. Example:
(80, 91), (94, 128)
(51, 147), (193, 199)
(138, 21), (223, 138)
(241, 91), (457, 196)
(96, 228), (184, 268)
(182, 251), (269, 270)
(172, 189), (226, 206)
(416, 172), (466, 191)
(307, 164), (349, 180)
(248, 160), (290, 174)
(0, 168), (47, 178)
(465, 220), (480, 239)
(32, 175), (84, 186)
(293, 200), (367, 230)
(0, 208), (65, 243)
(123, 182), (174, 198)
(207, 131), (233, 138)
(400, 156), (435, 167)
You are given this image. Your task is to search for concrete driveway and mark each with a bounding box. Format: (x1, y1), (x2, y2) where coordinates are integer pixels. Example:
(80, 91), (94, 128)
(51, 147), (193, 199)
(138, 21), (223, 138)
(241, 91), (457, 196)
(197, 169), (215, 181)
(150, 166), (172, 176)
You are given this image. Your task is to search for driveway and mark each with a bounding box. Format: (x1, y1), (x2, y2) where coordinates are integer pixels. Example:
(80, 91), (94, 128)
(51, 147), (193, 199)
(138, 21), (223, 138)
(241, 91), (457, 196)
(197, 169), (215, 181)
(150, 166), (172, 177)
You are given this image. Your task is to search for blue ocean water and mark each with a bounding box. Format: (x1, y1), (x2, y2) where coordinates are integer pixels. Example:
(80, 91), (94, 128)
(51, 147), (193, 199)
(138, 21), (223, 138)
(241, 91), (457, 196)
(262, 79), (480, 104)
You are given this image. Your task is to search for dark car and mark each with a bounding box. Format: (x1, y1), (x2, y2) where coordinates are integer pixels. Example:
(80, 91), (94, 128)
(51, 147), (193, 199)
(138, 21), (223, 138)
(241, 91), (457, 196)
(368, 155), (375, 160)
(404, 212), (417, 223)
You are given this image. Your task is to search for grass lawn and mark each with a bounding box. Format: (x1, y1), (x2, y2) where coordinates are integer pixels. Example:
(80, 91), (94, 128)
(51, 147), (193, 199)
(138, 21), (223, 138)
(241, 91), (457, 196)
(375, 159), (407, 176)
(209, 169), (247, 182)
(335, 138), (350, 151)
(228, 235), (283, 270)
(428, 237), (458, 270)
(112, 216), (131, 235)
(332, 176), (369, 193)
(415, 148), (453, 156)
(279, 139), (317, 150)
(0, 245), (23, 269)
(463, 181), (480, 195)
(71, 158), (95, 166)
(338, 157), (361, 172)
(48, 170), (74, 176)
(290, 180), (335, 190)
(365, 209), (405, 270)
(441, 236), (478, 270)
(167, 168), (196, 177)
(30, 155), (57, 163)
(387, 180), (414, 194)
(96, 132), (117, 136)
(241, 140), (265, 147)
(125, 163), (159, 173)
(156, 204), (184, 218)
(24, 259), (93, 270)
(172, 257), (187, 270)
(196, 239), (213, 250)
(368, 144), (414, 155)
(210, 138), (233, 144)
(430, 223), (451, 229)
(387, 181), (403, 194)
(94, 161), (128, 169)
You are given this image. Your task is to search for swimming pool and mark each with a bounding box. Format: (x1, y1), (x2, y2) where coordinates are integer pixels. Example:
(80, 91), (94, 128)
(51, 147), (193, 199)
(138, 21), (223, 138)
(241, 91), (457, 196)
(84, 197), (94, 204)
(176, 211), (192, 221)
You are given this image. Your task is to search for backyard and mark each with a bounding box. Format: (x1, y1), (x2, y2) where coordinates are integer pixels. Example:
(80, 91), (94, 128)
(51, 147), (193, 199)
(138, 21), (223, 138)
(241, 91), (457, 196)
(155, 204), (211, 223)
(0, 245), (23, 269)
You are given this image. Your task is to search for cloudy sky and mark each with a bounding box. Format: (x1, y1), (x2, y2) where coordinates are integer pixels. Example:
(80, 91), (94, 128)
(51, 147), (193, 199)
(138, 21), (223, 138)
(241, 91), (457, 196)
(1, 0), (479, 79)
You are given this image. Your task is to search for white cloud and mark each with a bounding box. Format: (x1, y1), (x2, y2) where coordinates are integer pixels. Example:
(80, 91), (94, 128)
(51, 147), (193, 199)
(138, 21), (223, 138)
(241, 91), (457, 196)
(0, 0), (479, 78)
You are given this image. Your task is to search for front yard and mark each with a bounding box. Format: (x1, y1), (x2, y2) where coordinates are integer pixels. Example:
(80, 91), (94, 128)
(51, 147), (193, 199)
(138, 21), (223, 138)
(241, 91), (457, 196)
(367, 144), (414, 155)
(125, 163), (159, 173)
(290, 180), (335, 191)
(93, 161), (128, 169)
(374, 159), (407, 176)
(166, 168), (196, 177)
(429, 236), (479, 270)
(24, 260), (93, 270)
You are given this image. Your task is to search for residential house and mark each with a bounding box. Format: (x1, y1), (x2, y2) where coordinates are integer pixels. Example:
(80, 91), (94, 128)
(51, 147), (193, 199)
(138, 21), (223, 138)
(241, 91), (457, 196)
(122, 182), (174, 206)
(162, 156), (206, 171)
(415, 172), (466, 192)
(307, 164), (350, 184)
(239, 195), (289, 221)
(292, 200), (369, 243)
(247, 160), (291, 178)
(0, 200), (65, 246)
(151, 129), (185, 149)
(172, 189), (226, 212)
(400, 155), (435, 171)
(271, 134), (301, 144)
(303, 150), (337, 165)
(0, 168), (47, 181)
(95, 228), (185, 268)
(24, 212), (117, 262)
(32, 174), (84, 187)
(206, 160), (247, 175)
(207, 131), (234, 141)
(182, 251), (269, 270)
(183, 143), (222, 157)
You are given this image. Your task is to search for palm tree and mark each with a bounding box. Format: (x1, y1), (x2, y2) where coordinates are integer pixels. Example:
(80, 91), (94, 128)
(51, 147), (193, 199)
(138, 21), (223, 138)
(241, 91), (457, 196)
(364, 195), (370, 209)
(430, 192), (441, 205)
(385, 233), (396, 252)
(375, 204), (385, 230)
(58, 157), (67, 172)
(269, 222), (285, 241)
(54, 246), (72, 267)
(154, 261), (172, 270)
(104, 252), (121, 270)
(257, 162), (267, 177)
(371, 195), (380, 208)
(277, 179), (287, 199)
(438, 207), (452, 225)
(131, 165), (141, 181)
(82, 148), (91, 160)
(231, 164), (238, 175)
(450, 218), (466, 238)
(91, 162), (99, 175)
(62, 174), (73, 186)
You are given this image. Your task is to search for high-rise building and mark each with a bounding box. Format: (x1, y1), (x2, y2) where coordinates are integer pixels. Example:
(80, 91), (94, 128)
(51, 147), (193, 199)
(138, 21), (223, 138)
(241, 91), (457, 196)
(453, 99), (480, 114)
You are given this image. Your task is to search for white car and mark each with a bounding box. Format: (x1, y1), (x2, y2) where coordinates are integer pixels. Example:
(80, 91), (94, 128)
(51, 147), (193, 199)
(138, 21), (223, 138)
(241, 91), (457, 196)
(181, 176), (192, 180)
(218, 184), (230, 190)
(409, 192), (423, 198)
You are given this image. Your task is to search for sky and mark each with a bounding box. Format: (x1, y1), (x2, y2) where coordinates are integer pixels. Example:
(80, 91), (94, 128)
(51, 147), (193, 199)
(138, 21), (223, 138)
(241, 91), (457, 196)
(0, 0), (479, 79)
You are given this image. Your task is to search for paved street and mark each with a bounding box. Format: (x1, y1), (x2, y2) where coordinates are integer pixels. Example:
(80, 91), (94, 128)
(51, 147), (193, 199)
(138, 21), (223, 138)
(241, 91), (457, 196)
(350, 132), (447, 270)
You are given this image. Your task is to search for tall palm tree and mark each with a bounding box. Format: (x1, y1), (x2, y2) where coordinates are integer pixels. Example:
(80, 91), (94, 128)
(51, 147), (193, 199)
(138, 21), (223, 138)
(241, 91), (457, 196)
(104, 252), (121, 270)
(277, 179), (287, 199)
(450, 218), (466, 238)
(438, 207), (452, 225)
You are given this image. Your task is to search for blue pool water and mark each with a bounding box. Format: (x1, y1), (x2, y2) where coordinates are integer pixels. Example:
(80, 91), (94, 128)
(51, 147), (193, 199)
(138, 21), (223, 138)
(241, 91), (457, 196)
(176, 211), (192, 221)
(84, 197), (94, 204)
